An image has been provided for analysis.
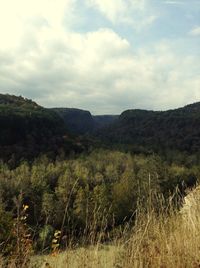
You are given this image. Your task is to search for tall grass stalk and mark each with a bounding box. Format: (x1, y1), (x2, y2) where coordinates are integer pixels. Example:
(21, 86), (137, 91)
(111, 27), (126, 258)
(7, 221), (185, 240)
(2, 186), (200, 267)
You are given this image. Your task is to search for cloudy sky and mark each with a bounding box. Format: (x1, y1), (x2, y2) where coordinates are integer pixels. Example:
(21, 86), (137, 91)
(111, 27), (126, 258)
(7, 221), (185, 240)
(0, 0), (199, 114)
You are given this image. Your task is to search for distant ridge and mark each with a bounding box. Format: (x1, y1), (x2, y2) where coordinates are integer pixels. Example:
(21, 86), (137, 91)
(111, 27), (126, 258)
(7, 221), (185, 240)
(0, 94), (85, 162)
(53, 107), (118, 135)
(1, 93), (200, 158)
(0, 93), (39, 107)
(96, 101), (200, 153)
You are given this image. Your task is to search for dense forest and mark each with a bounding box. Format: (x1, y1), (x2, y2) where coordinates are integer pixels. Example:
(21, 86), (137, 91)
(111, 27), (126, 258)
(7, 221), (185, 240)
(0, 94), (200, 266)
(96, 103), (200, 155)
(0, 94), (88, 164)
(53, 108), (118, 135)
(1, 150), (199, 254)
(1, 94), (200, 164)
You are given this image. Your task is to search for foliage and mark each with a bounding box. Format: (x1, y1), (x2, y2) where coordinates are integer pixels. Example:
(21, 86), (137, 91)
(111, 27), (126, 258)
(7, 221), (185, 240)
(0, 150), (198, 255)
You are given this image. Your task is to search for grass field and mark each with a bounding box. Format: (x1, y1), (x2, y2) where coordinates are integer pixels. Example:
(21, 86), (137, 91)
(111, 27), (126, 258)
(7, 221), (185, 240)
(2, 186), (200, 268)
(30, 187), (200, 268)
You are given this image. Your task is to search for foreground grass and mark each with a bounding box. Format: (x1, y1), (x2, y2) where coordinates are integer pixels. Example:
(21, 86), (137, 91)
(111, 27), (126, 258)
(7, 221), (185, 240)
(2, 186), (200, 268)
(30, 196), (200, 268)
(124, 212), (200, 267)
(30, 218), (200, 268)
(31, 245), (123, 268)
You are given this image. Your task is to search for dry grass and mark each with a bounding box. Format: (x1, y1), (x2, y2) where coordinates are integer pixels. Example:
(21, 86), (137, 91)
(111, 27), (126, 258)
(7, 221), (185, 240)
(122, 185), (200, 267)
(31, 245), (123, 268)
(2, 186), (200, 268)
(122, 210), (200, 267)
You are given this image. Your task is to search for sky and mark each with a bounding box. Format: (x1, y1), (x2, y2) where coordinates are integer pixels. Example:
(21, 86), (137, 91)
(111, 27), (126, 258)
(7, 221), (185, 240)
(0, 0), (199, 114)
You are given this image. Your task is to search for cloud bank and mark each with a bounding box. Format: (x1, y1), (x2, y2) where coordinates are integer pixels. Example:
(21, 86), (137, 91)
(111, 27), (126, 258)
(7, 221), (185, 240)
(0, 0), (199, 114)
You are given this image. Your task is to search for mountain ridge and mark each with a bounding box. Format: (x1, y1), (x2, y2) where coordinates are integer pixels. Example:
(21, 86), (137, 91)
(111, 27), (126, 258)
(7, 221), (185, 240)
(97, 101), (200, 154)
(0, 94), (86, 163)
(1, 94), (200, 161)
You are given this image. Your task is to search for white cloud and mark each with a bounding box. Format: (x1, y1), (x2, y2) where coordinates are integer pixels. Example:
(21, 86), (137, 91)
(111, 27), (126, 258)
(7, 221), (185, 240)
(0, 0), (75, 48)
(0, 0), (199, 114)
(86, 0), (157, 30)
(189, 26), (200, 36)
(0, 23), (199, 114)
(164, 1), (185, 4)
(87, 0), (126, 23)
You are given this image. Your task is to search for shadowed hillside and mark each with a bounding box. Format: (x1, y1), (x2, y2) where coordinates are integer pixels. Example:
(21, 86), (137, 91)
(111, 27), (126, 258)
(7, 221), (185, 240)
(97, 102), (200, 154)
(53, 108), (118, 135)
(1, 94), (200, 164)
(53, 108), (94, 135)
(0, 94), (85, 163)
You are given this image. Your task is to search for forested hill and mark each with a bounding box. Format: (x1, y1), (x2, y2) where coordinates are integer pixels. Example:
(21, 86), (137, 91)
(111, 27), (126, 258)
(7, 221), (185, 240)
(53, 108), (118, 135)
(53, 108), (94, 135)
(0, 94), (85, 163)
(97, 102), (200, 154)
(1, 93), (200, 161)
(0, 93), (40, 107)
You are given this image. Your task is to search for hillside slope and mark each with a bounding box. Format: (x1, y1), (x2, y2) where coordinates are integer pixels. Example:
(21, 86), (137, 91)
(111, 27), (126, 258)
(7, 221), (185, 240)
(53, 108), (118, 135)
(1, 94), (200, 160)
(97, 102), (200, 153)
(0, 94), (84, 162)
(53, 108), (94, 135)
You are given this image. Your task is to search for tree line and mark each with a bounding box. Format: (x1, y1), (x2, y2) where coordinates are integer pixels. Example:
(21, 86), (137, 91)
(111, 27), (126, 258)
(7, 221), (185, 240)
(0, 150), (198, 255)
